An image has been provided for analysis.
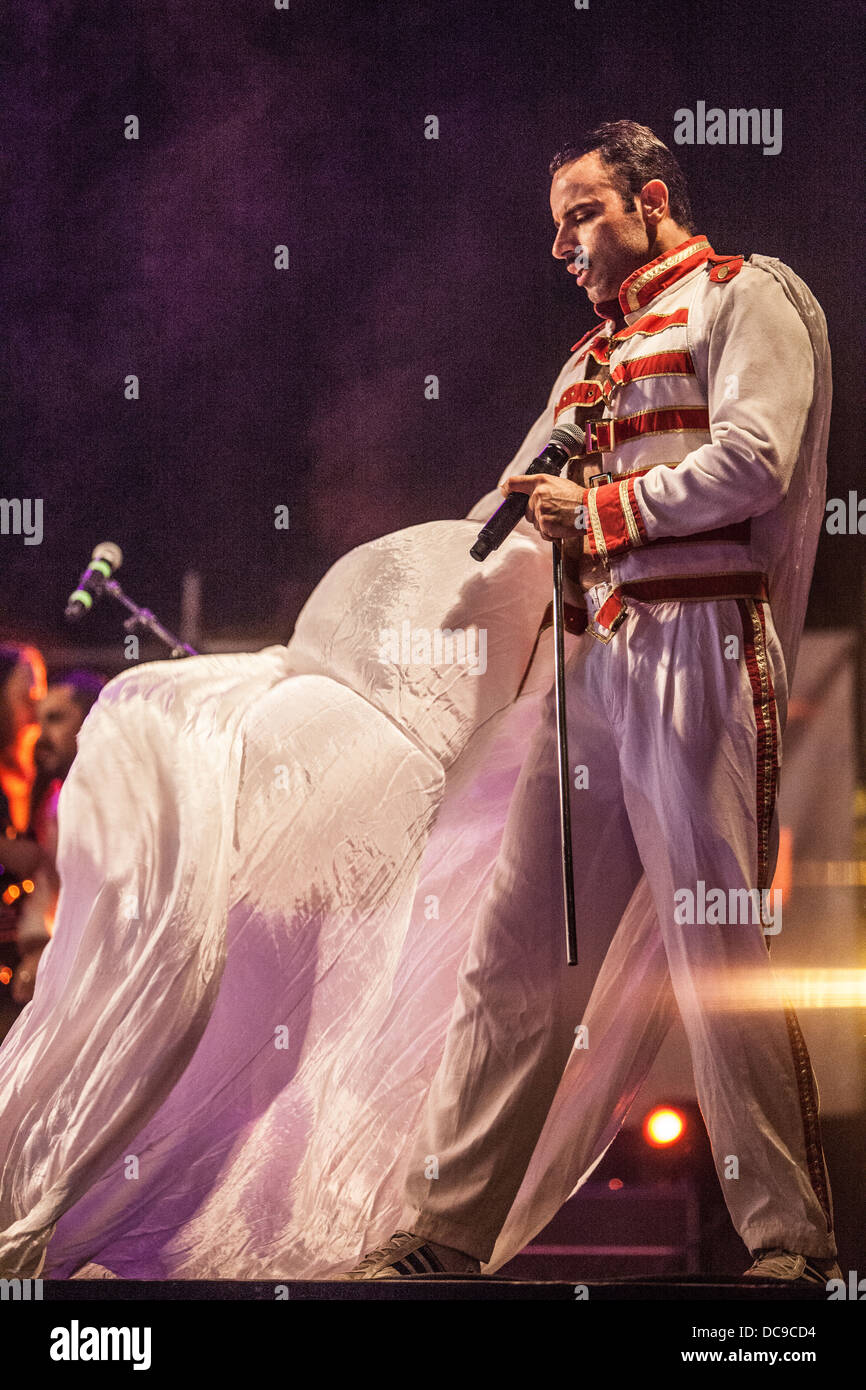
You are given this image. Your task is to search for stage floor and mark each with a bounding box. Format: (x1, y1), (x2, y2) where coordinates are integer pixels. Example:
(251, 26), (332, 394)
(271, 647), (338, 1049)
(40, 1275), (834, 1300)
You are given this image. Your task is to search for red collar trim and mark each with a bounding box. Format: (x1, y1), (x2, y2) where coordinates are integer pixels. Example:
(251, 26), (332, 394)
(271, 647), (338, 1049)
(568, 237), (714, 351)
(569, 299), (622, 353)
(593, 297), (622, 324)
(617, 236), (713, 314)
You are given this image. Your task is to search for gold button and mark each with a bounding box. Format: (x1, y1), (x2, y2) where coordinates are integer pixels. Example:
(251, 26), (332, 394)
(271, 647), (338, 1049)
(717, 265), (729, 280)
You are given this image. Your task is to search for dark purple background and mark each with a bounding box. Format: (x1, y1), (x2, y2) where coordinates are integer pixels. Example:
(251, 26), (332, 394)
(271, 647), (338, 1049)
(2, 0), (862, 651)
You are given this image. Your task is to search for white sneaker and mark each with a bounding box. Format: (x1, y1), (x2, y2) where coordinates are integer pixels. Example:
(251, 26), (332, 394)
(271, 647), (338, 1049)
(743, 1248), (842, 1283)
(336, 1230), (480, 1280)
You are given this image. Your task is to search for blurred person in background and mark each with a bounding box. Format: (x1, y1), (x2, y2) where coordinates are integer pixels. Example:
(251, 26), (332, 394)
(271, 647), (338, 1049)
(12, 669), (107, 1007)
(0, 644), (47, 1039)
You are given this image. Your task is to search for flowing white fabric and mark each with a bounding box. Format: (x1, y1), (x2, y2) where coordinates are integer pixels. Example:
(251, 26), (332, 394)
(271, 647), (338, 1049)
(0, 259), (829, 1279)
(0, 513), (580, 1278)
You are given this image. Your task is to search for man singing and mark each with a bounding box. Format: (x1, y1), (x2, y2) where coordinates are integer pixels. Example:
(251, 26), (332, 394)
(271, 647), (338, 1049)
(340, 120), (841, 1283)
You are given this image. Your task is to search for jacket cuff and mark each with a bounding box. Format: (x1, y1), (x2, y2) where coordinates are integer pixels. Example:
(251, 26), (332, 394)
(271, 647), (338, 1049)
(585, 476), (648, 560)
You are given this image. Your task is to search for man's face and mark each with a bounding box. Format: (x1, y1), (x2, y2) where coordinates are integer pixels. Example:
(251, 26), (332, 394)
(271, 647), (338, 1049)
(34, 685), (84, 780)
(550, 151), (657, 306)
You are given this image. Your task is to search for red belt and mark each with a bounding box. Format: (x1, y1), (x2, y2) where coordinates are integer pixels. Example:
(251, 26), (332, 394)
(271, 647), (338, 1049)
(538, 570), (770, 646)
(519, 571), (769, 697)
(594, 570), (770, 641)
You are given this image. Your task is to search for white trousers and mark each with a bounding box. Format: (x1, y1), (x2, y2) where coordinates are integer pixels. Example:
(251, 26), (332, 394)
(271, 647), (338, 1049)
(401, 595), (837, 1263)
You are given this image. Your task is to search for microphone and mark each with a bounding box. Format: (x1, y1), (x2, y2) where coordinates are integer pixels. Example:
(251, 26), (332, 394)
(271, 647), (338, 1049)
(65, 542), (124, 620)
(470, 423), (585, 562)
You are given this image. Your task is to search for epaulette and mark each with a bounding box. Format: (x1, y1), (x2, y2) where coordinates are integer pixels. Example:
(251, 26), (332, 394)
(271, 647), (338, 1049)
(705, 252), (745, 284)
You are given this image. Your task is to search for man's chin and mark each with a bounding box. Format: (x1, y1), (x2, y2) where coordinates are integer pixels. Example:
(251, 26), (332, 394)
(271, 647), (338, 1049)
(585, 280), (614, 305)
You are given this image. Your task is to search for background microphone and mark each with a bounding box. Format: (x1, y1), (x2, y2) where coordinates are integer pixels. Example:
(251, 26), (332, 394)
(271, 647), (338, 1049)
(470, 423), (585, 561)
(65, 542), (124, 620)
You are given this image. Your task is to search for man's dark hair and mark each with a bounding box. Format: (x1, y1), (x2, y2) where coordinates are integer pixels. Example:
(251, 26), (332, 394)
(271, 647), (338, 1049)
(48, 668), (107, 719)
(549, 120), (695, 235)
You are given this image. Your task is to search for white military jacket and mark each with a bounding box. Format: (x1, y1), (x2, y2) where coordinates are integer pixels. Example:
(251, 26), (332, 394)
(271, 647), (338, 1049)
(492, 234), (831, 682)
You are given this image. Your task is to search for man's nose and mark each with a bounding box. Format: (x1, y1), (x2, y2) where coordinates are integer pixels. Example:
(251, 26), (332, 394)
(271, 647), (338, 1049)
(552, 227), (576, 260)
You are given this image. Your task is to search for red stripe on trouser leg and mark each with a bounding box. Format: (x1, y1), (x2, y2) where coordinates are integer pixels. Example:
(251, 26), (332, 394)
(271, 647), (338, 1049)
(736, 599), (778, 904)
(737, 596), (833, 1233)
(782, 1004), (834, 1231)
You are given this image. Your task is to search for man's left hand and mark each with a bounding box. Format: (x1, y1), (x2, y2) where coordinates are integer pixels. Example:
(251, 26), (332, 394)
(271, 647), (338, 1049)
(500, 473), (588, 541)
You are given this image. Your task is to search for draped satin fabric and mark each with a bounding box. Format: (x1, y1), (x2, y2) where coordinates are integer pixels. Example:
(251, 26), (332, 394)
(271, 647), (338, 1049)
(0, 513), (597, 1278)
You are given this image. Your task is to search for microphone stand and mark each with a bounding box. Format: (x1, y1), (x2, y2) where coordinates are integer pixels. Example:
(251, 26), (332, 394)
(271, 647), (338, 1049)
(551, 542), (578, 966)
(469, 423), (585, 966)
(101, 579), (198, 658)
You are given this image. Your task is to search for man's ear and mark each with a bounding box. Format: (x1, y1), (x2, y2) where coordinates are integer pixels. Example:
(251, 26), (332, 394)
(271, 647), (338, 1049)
(638, 178), (670, 228)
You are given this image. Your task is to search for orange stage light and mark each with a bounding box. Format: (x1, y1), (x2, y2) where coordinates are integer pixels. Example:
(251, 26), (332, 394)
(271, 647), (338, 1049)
(643, 1106), (686, 1148)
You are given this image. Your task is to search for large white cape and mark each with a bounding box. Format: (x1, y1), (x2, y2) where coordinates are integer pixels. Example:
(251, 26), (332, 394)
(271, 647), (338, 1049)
(0, 258), (829, 1279)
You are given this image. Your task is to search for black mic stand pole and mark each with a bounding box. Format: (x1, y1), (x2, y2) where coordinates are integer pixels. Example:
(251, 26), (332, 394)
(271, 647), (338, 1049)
(468, 422), (585, 966)
(551, 541), (578, 966)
